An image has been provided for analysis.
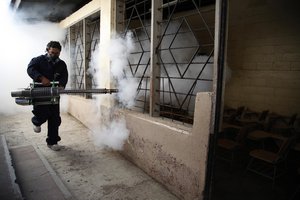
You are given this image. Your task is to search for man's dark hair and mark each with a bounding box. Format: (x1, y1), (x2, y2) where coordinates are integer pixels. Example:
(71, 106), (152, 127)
(46, 41), (62, 51)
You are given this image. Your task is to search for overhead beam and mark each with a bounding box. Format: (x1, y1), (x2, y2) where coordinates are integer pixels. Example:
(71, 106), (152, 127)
(60, 0), (100, 28)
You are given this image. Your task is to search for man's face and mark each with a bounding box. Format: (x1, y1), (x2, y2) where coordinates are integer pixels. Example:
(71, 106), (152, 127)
(48, 47), (60, 59)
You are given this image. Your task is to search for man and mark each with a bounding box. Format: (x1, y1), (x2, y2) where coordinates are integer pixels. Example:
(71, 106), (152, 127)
(27, 41), (68, 151)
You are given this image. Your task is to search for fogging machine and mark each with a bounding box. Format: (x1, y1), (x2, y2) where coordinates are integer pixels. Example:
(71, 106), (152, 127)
(11, 81), (118, 106)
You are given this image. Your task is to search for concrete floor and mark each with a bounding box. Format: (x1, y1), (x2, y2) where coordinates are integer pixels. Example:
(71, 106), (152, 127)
(0, 112), (178, 200)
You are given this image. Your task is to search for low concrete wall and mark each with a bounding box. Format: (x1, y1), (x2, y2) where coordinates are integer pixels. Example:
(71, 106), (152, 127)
(67, 95), (100, 128)
(122, 92), (212, 200)
(67, 92), (213, 200)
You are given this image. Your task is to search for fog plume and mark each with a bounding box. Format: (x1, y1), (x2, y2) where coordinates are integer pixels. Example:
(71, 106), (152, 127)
(109, 32), (138, 108)
(0, 1), (66, 115)
(88, 32), (136, 150)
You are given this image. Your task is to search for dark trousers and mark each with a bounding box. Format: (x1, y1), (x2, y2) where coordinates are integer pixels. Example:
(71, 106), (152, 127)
(32, 104), (61, 145)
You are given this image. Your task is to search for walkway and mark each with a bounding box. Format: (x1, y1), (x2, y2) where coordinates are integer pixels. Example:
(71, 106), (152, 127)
(0, 112), (178, 200)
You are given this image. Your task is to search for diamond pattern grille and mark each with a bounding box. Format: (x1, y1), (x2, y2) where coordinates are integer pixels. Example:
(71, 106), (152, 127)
(123, 0), (215, 123)
(86, 18), (100, 88)
(157, 0), (215, 123)
(72, 21), (84, 90)
(124, 0), (152, 113)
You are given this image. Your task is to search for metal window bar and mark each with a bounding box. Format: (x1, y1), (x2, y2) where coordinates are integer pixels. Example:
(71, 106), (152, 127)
(71, 21), (85, 91)
(156, 0), (215, 123)
(123, 0), (152, 113)
(86, 17), (100, 89)
(61, 30), (71, 83)
(122, 0), (215, 123)
(63, 13), (101, 96)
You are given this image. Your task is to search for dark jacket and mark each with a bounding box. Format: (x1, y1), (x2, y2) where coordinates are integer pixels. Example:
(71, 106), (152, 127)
(27, 54), (68, 87)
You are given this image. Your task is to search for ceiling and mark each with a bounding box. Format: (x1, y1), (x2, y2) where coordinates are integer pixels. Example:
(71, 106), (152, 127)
(10, 0), (92, 22)
(10, 0), (216, 23)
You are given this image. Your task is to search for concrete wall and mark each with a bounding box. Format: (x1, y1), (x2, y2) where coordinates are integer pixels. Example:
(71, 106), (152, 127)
(225, 0), (300, 115)
(67, 92), (213, 200)
(122, 92), (212, 200)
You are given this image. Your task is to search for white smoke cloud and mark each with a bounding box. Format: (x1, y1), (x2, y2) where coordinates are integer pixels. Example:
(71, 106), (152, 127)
(92, 117), (129, 151)
(87, 44), (100, 87)
(87, 32), (137, 150)
(0, 1), (66, 115)
(117, 78), (138, 108)
(109, 32), (138, 108)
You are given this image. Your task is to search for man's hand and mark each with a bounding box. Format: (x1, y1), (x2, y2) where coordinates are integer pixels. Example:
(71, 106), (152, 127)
(39, 76), (51, 86)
